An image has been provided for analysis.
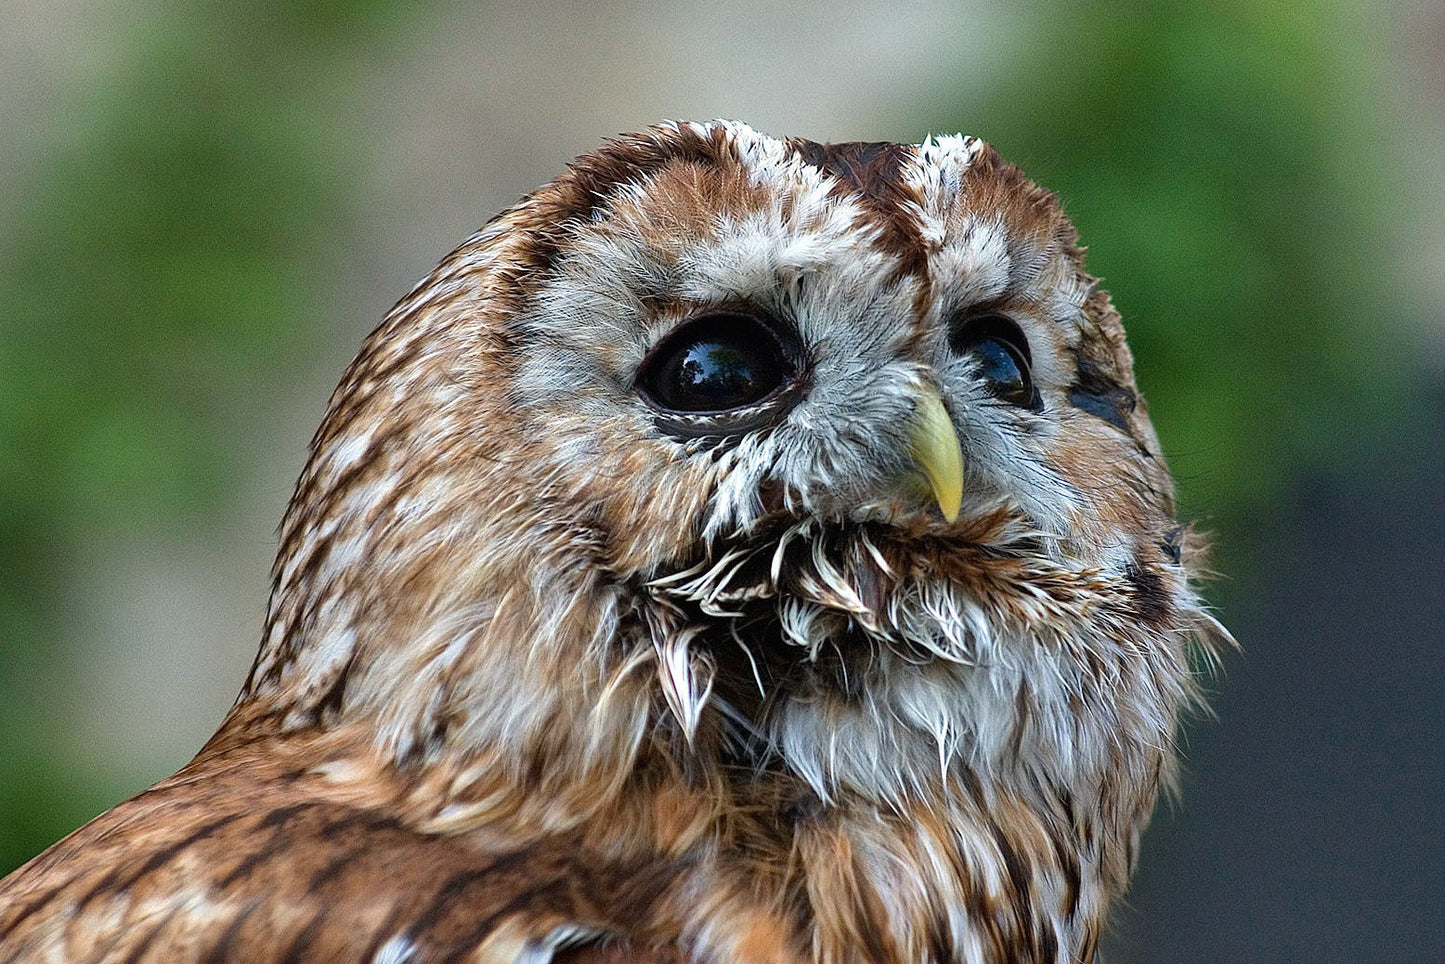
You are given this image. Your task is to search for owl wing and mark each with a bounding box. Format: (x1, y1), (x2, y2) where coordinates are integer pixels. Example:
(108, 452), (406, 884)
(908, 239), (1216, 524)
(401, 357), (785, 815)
(0, 745), (684, 963)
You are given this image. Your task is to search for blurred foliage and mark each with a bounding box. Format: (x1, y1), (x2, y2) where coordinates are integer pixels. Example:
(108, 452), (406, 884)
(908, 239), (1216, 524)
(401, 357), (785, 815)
(0, 0), (1430, 879)
(954, 0), (1421, 535)
(0, 0), (411, 873)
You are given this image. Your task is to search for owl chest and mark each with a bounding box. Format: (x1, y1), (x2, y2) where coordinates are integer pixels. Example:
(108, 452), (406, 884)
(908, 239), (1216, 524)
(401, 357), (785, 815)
(652, 798), (1105, 964)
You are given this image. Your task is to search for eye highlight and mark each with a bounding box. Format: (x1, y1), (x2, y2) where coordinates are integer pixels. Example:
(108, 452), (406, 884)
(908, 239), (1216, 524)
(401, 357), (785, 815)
(948, 313), (1043, 411)
(638, 312), (799, 416)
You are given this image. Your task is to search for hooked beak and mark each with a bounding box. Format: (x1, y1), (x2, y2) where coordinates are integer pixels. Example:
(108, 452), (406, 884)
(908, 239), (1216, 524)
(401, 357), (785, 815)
(908, 387), (963, 523)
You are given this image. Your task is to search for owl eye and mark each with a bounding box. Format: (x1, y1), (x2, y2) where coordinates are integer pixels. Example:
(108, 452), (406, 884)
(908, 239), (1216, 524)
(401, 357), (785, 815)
(949, 314), (1042, 411)
(638, 312), (798, 415)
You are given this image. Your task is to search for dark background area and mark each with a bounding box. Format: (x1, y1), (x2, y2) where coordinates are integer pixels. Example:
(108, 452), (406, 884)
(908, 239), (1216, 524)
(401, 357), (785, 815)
(3, 1), (1442, 959)
(1113, 388), (1445, 962)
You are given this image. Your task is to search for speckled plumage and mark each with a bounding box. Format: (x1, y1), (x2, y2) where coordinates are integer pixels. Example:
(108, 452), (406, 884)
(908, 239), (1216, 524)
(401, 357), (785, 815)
(0, 121), (1228, 963)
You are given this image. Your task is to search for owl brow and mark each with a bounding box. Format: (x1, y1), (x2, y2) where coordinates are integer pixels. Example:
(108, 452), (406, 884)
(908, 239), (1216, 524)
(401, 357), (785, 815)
(492, 126), (741, 295)
(785, 138), (928, 279)
(550, 129), (732, 231)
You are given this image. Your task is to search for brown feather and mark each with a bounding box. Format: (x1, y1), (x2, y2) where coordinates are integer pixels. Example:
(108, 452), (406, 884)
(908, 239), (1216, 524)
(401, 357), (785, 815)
(0, 121), (1226, 963)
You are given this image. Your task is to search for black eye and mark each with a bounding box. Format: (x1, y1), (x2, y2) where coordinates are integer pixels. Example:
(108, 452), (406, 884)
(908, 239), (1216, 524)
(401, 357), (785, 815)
(638, 312), (797, 415)
(948, 313), (1042, 411)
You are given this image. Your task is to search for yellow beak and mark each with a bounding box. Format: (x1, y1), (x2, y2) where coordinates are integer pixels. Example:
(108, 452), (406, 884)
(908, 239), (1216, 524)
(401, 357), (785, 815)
(909, 388), (963, 523)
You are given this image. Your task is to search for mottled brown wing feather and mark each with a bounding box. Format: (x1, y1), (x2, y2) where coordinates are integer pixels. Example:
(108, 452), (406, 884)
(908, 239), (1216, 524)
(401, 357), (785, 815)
(0, 741), (682, 962)
(556, 947), (686, 964)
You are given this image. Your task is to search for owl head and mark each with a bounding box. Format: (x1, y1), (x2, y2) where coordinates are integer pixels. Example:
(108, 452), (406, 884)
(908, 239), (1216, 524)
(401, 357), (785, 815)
(240, 120), (1223, 816)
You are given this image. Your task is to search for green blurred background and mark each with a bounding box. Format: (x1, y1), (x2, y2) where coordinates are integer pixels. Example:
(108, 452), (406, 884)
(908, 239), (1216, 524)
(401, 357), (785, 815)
(3, 0), (1442, 959)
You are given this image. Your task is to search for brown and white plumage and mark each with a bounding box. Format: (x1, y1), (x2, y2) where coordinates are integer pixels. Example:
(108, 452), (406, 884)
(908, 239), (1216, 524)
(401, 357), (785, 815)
(0, 121), (1227, 962)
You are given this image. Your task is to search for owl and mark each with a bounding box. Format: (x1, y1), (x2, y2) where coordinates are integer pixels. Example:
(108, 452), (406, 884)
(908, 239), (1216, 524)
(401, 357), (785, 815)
(0, 121), (1227, 963)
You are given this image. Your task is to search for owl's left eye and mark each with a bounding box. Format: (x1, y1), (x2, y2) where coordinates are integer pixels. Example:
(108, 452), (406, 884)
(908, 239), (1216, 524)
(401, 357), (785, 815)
(949, 313), (1043, 411)
(637, 312), (800, 416)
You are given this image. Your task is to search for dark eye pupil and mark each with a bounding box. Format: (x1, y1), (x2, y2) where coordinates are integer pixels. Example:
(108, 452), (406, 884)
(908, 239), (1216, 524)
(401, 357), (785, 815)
(640, 313), (794, 414)
(948, 313), (1041, 411)
(668, 340), (777, 410)
(973, 337), (1027, 395)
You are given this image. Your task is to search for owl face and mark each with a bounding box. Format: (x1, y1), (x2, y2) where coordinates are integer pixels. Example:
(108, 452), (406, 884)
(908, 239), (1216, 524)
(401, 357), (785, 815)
(511, 129), (1163, 558)
(251, 121), (1208, 810)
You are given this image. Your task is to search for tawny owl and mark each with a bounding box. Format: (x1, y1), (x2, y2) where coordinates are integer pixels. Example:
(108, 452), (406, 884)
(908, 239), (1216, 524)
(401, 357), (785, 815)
(0, 121), (1228, 963)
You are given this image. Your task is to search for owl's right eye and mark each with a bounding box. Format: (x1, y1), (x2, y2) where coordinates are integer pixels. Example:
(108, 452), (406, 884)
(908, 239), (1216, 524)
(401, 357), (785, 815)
(637, 312), (800, 416)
